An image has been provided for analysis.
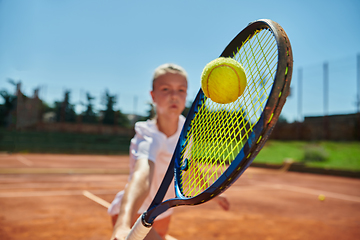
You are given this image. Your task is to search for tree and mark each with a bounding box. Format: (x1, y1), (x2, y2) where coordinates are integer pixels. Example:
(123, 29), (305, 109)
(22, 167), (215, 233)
(115, 110), (131, 128)
(0, 79), (19, 127)
(278, 114), (288, 124)
(55, 90), (77, 122)
(182, 101), (192, 118)
(0, 90), (17, 127)
(41, 101), (55, 113)
(102, 90), (117, 125)
(82, 92), (97, 123)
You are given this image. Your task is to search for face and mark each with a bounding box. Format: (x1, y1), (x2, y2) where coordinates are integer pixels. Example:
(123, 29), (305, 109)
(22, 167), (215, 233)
(151, 72), (187, 117)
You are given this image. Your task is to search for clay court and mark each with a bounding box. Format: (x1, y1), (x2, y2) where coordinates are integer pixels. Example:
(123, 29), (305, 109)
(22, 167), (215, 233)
(0, 153), (359, 240)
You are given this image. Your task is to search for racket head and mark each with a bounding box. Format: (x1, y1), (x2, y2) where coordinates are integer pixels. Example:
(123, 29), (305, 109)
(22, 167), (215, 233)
(174, 19), (292, 201)
(145, 19), (293, 223)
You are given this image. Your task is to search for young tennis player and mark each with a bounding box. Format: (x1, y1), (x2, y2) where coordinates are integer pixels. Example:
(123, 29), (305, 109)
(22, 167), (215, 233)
(109, 63), (229, 240)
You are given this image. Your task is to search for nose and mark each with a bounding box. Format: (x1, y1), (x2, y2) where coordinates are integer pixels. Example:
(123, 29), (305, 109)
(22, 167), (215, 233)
(170, 89), (179, 100)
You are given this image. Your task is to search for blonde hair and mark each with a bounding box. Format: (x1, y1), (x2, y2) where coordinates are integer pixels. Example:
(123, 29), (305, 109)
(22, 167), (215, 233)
(152, 63), (187, 90)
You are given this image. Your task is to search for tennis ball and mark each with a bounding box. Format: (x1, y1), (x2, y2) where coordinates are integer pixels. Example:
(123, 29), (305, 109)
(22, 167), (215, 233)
(318, 194), (326, 201)
(201, 57), (247, 104)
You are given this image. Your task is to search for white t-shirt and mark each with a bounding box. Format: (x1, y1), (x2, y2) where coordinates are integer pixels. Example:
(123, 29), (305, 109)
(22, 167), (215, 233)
(108, 115), (185, 220)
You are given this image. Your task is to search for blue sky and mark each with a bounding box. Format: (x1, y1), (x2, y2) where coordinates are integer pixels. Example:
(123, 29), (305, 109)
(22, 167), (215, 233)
(1, 0), (359, 122)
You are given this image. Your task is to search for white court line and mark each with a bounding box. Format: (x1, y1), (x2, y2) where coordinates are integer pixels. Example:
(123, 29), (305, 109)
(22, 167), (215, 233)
(83, 190), (111, 208)
(16, 156), (33, 166)
(249, 180), (360, 203)
(82, 190), (178, 240)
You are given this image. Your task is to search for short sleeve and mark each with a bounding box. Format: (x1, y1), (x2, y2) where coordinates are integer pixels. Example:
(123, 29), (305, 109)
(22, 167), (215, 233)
(130, 121), (160, 163)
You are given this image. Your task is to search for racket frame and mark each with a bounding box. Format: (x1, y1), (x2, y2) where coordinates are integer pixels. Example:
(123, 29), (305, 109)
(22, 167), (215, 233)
(139, 18), (293, 228)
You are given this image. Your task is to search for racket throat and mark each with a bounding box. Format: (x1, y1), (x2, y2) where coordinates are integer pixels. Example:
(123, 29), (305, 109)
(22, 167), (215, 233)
(140, 212), (153, 228)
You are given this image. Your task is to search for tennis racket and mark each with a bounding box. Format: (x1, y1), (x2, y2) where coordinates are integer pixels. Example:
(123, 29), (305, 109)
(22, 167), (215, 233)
(126, 19), (293, 240)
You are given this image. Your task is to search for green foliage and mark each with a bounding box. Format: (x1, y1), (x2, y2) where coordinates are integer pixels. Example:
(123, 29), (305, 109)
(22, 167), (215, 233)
(82, 92), (97, 124)
(277, 114), (288, 123)
(115, 110), (131, 128)
(181, 101), (192, 118)
(0, 79), (18, 127)
(54, 90), (77, 123)
(41, 101), (55, 113)
(0, 90), (17, 127)
(102, 90), (116, 125)
(138, 102), (155, 121)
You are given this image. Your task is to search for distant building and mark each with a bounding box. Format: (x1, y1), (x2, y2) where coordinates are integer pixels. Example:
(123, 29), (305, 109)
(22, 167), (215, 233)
(12, 83), (42, 130)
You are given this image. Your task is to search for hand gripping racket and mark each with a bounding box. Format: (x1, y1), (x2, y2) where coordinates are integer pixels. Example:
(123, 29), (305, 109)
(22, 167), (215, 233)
(126, 19), (293, 240)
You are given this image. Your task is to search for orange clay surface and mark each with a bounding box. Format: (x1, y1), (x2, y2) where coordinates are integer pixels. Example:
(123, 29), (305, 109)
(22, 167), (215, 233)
(0, 153), (359, 240)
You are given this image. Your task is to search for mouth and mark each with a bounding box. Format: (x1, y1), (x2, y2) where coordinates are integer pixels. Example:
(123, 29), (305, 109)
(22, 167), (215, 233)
(170, 104), (178, 109)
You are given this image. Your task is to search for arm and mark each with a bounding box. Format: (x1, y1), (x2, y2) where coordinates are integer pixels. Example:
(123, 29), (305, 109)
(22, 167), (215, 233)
(214, 194), (230, 211)
(110, 158), (154, 240)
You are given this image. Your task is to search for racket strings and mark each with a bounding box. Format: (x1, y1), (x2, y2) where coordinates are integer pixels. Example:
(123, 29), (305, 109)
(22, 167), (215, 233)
(238, 29), (277, 122)
(181, 105), (232, 193)
(180, 28), (278, 198)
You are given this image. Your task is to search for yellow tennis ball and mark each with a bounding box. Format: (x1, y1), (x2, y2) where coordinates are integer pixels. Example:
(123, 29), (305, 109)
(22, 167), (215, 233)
(318, 194), (325, 201)
(201, 57), (247, 104)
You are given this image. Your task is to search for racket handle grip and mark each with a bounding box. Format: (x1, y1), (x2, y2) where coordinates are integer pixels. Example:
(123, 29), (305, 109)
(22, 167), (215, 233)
(126, 214), (152, 240)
